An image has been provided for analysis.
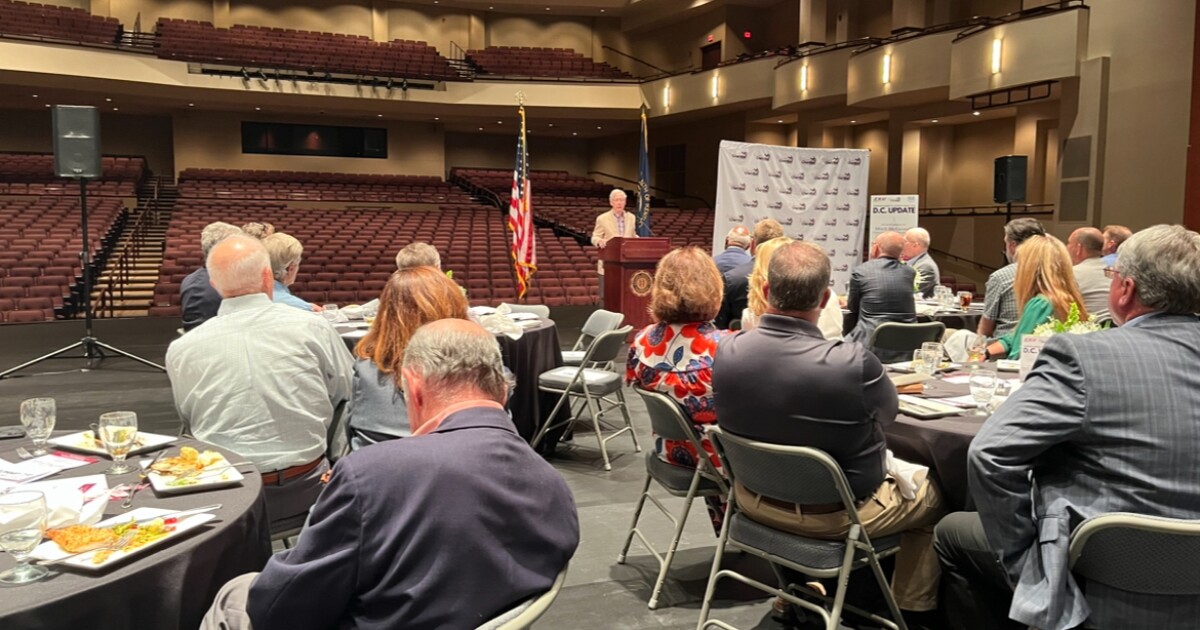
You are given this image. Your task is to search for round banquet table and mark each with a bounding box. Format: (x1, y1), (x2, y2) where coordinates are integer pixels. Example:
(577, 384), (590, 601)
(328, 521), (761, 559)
(0, 435), (271, 630)
(337, 318), (566, 445)
(882, 366), (1020, 512)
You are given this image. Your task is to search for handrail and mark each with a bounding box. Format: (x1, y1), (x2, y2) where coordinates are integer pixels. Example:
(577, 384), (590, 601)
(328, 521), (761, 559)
(600, 45), (671, 75)
(586, 171), (711, 209)
(919, 203), (1054, 217)
(850, 16), (995, 55)
(955, 0), (1087, 41)
(92, 200), (156, 317)
(930, 247), (999, 273)
(776, 37), (883, 68)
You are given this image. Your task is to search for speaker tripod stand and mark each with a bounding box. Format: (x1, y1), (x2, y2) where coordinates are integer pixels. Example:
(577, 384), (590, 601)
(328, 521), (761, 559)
(0, 179), (166, 379)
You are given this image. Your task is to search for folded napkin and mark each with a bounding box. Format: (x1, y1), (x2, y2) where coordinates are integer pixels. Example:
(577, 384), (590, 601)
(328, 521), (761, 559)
(19, 474), (109, 529)
(478, 304), (524, 340)
(886, 451), (928, 501)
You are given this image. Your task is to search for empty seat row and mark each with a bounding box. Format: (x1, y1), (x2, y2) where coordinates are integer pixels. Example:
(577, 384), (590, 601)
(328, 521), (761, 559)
(0, 0), (121, 44)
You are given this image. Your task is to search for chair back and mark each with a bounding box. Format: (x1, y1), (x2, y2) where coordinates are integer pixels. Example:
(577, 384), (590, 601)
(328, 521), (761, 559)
(1069, 513), (1200, 595)
(580, 325), (633, 366)
(326, 400), (350, 464)
(475, 565), (568, 630)
(575, 309), (625, 350)
(502, 303), (550, 319)
(708, 426), (860, 519)
(868, 321), (945, 354)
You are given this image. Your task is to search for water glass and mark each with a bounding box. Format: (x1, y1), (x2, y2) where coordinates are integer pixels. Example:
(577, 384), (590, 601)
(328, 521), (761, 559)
(0, 491), (49, 585)
(965, 334), (987, 363)
(98, 411), (138, 475)
(969, 369), (999, 416)
(912, 350), (934, 376)
(921, 342), (944, 368)
(19, 398), (55, 457)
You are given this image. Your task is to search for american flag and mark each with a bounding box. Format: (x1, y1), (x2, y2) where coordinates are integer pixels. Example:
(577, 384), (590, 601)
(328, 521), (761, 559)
(508, 104), (536, 298)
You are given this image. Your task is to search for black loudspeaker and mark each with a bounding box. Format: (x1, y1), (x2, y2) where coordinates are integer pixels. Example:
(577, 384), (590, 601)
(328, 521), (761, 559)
(52, 105), (101, 179)
(993, 155), (1028, 203)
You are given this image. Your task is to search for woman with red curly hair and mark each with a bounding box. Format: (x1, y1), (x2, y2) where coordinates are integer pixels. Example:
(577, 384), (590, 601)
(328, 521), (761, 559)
(626, 246), (728, 529)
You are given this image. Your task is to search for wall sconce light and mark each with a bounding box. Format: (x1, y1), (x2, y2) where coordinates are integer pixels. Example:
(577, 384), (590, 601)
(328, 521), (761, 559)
(882, 53), (891, 84)
(663, 84), (670, 107)
(800, 65), (809, 92)
(711, 74), (719, 99)
(991, 38), (1003, 74)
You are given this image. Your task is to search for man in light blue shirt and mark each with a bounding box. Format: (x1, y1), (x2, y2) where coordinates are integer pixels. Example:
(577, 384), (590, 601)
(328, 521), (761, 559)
(263, 232), (320, 313)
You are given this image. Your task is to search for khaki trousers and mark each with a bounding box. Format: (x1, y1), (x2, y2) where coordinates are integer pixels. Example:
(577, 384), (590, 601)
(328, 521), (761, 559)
(734, 476), (945, 612)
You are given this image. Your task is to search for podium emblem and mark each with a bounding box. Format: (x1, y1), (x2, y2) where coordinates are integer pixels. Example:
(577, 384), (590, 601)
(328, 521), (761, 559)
(630, 271), (654, 297)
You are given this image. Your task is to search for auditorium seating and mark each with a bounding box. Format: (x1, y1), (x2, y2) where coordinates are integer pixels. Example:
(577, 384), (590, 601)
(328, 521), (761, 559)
(0, 0), (121, 45)
(0, 196), (125, 321)
(155, 19), (460, 81)
(177, 169), (473, 204)
(466, 47), (632, 80)
(0, 154), (144, 197)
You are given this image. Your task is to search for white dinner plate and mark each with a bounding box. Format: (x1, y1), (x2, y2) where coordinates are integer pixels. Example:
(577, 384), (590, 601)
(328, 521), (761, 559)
(898, 395), (966, 419)
(147, 451), (245, 496)
(30, 507), (216, 571)
(47, 431), (176, 457)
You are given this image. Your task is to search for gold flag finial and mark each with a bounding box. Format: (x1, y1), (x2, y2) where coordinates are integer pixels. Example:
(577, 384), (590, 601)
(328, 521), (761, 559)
(515, 91), (526, 106)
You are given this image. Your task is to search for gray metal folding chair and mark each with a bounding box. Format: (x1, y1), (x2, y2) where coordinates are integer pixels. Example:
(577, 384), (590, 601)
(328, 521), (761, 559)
(474, 565), (568, 630)
(501, 303), (551, 319)
(1070, 513), (1200, 599)
(868, 321), (945, 363)
(532, 326), (640, 470)
(562, 309), (625, 368)
(618, 389), (729, 609)
(325, 399), (350, 465)
(696, 426), (907, 630)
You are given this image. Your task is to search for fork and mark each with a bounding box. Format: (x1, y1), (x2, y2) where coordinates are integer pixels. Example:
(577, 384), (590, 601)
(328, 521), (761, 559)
(39, 530), (136, 566)
(122, 450), (167, 509)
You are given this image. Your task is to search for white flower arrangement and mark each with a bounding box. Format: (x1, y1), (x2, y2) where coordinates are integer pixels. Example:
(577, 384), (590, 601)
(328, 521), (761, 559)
(1032, 303), (1107, 336)
(912, 268), (926, 293)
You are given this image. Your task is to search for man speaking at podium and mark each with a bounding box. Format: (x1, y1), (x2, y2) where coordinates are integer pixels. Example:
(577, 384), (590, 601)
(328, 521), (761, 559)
(592, 188), (638, 306)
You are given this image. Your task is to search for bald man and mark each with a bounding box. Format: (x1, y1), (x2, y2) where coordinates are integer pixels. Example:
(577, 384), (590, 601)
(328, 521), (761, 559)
(1068, 227), (1111, 322)
(902, 227), (940, 298)
(846, 231), (918, 361)
(714, 225), (753, 274)
(166, 235), (353, 534)
(1101, 224), (1132, 266)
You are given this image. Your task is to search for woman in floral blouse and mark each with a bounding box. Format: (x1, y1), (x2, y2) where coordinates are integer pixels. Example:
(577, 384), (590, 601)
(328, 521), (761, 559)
(626, 247), (728, 530)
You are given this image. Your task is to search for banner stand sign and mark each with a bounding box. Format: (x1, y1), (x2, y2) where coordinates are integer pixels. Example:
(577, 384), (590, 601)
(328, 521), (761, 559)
(714, 141), (870, 293)
(868, 195), (920, 243)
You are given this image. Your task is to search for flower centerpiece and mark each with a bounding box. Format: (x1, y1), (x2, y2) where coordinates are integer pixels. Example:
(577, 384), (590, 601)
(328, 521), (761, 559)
(1032, 303), (1106, 336)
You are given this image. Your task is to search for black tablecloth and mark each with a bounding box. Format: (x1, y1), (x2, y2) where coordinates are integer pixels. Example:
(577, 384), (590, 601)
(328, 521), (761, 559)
(883, 368), (1017, 512)
(338, 319), (566, 445)
(0, 435), (271, 630)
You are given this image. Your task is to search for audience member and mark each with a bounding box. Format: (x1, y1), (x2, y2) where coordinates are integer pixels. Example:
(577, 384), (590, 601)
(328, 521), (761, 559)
(180, 221), (242, 331)
(201, 319), (579, 630)
(845, 231), (917, 361)
(713, 225), (753, 274)
(714, 241), (945, 620)
(592, 189), (637, 304)
(348, 266), (468, 450)
(166, 235), (353, 533)
(935, 224), (1200, 630)
(241, 222), (274, 239)
(978, 218), (1045, 340)
(714, 218), (784, 329)
(985, 235), (1088, 359)
(395, 241), (442, 270)
(1101, 224), (1132, 266)
(1067, 227), (1111, 322)
(263, 232), (320, 313)
(902, 227), (940, 298)
(741, 236), (843, 339)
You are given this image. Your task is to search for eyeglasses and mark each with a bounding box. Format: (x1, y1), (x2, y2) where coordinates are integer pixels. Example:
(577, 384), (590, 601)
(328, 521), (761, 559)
(1103, 266), (1119, 279)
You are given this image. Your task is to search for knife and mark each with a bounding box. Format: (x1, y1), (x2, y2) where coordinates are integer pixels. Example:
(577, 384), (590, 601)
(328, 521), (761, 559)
(128, 504), (222, 526)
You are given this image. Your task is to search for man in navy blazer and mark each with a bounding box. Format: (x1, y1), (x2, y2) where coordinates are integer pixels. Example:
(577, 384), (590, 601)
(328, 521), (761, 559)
(935, 225), (1200, 630)
(713, 225), (753, 274)
(202, 319), (579, 630)
(845, 231), (917, 361)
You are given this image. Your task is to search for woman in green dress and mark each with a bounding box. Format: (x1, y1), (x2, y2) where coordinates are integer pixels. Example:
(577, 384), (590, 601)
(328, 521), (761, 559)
(986, 234), (1090, 359)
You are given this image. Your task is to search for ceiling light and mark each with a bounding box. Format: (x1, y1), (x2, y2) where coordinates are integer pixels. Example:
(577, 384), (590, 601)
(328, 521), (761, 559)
(377, 114), (383, 117)
(600, 9), (605, 12)
(596, 126), (602, 130)
(572, 132), (577, 136)
(112, 107), (119, 111)
(188, 103), (195, 107)
(973, 111), (981, 116)
(545, 6), (550, 10)
(255, 107), (261, 111)
(478, 127), (484, 131)
(31, 94), (38, 98)
(497, 120), (502, 124)
(931, 119), (939, 123)
(850, 120), (857, 124)
(777, 120), (783, 123)
(548, 123), (554, 127)
(434, 117), (440, 121)
(488, 5), (493, 8)
(105, 98), (112, 102)
(44, 104), (51, 108)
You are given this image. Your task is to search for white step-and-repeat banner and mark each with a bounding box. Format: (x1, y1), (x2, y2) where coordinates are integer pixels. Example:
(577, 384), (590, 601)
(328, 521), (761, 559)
(713, 141), (869, 292)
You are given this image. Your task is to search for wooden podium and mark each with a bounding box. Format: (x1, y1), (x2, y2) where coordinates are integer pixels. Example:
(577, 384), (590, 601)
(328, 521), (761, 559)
(600, 237), (672, 331)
